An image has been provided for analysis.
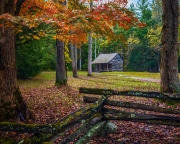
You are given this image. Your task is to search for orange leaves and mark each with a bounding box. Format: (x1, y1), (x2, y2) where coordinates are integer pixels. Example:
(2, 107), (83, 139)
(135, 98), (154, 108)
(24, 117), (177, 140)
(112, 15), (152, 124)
(138, 23), (147, 28)
(33, 35), (40, 40)
(2, 0), (144, 45)
(0, 13), (14, 21)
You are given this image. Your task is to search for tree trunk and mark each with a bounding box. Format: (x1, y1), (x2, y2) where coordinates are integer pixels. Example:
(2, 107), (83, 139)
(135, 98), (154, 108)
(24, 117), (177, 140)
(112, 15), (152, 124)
(79, 48), (82, 70)
(70, 43), (78, 78)
(160, 0), (180, 93)
(87, 32), (93, 76)
(55, 39), (67, 86)
(0, 0), (30, 121)
(87, 0), (93, 76)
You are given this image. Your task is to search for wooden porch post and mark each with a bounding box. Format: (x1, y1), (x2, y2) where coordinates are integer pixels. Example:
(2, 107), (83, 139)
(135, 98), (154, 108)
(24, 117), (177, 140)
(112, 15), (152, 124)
(107, 63), (108, 71)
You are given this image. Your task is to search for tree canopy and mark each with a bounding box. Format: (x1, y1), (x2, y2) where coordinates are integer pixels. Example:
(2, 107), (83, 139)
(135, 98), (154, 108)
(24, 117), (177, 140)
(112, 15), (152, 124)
(1, 0), (145, 46)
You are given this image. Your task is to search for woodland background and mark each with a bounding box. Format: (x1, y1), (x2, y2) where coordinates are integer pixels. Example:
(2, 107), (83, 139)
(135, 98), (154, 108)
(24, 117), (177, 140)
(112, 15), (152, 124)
(15, 0), (162, 79)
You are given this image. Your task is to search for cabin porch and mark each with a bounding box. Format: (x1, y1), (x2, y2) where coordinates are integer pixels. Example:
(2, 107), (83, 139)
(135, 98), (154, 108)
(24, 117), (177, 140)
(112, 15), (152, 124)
(94, 63), (112, 72)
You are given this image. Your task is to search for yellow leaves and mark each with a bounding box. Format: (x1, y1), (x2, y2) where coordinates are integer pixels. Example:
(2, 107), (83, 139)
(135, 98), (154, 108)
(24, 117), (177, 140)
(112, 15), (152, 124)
(26, 35), (31, 39)
(15, 29), (23, 34)
(29, 23), (36, 28)
(33, 35), (40, 40)
(147, 26), (162, 48)
(20, 36), (24, 39)
(52, 35), (57, 40)
(127, 34), (140, 45)
(99, 39), (109, 48)
(38, 31), (46, 37)
(19, 34), (40, 41)
(65, 44), (71, 64)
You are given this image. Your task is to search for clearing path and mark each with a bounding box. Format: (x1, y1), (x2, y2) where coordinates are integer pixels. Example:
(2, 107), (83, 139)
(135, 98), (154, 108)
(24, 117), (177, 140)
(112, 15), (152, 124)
(117, 75), (160, 83)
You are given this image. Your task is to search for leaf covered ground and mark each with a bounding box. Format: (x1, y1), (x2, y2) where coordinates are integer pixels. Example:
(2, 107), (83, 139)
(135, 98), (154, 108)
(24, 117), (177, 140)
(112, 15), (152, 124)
(2, 71), (180, 143)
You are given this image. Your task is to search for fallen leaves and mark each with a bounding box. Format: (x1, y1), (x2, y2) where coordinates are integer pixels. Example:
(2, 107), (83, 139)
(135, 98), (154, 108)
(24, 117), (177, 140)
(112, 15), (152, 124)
(1, 71), (180, 143)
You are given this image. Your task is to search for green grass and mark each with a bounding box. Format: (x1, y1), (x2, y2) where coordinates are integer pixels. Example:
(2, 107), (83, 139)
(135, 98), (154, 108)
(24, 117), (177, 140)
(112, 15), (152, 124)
(18, 71), (161, 92)
(102, 71), (160, 79)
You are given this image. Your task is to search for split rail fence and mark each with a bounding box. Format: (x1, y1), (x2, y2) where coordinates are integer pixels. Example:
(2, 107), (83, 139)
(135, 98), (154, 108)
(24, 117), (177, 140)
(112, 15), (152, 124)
(0, 87), (180, 143)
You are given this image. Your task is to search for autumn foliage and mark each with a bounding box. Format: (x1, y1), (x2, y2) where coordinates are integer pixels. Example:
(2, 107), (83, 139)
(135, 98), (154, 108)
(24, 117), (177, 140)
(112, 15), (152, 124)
(0, 0), (145, 46)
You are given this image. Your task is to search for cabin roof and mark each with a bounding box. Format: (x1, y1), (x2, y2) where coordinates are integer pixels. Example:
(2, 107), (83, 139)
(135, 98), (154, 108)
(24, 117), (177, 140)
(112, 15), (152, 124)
(92, 53), (119, 64)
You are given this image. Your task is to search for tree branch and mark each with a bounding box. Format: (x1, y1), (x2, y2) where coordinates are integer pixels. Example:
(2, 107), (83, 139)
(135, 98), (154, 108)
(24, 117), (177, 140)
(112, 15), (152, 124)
(15, 0), (26, 16)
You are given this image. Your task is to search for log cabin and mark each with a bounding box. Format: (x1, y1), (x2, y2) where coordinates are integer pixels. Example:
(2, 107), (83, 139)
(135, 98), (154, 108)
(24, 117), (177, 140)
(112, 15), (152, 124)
(92, 53), (123, 72)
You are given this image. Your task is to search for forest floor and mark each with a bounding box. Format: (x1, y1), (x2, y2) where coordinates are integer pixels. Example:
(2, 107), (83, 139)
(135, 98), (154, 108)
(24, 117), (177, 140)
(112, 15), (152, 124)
(1, 71), (180, 144)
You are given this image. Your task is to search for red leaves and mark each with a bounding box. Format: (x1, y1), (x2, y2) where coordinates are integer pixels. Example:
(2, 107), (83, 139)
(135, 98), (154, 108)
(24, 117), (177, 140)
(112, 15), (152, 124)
(2, 0), (145, 45)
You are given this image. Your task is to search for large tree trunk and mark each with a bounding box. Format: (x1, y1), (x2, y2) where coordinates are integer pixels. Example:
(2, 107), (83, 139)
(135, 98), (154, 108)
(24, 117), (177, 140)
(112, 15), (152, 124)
(160, 0), (180, 93)
(87, 32), (93, 76)
(87, 0), (93, 76)
(55, 0), (67, 86)
(55, 39), (67, 86)
(0, 0), (30, 121)
(70, 43), (78, 78)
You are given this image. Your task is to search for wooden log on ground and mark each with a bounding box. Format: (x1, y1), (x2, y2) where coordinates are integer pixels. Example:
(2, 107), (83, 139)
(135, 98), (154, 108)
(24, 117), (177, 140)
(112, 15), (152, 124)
(0, 122), (53, 133)
(83, 96), (180, 115)
(59, 113), (102, 144)
(79, 87), (180, 100)
(102, 108), (180, 127)
(76, 120), (107, 144)
(19, 133), (53, 144)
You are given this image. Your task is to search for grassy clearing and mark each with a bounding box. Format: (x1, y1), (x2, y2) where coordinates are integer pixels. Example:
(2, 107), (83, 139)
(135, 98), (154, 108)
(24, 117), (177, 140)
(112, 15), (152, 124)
(68, 71), (160, 91)
(18, 71), (160, 92)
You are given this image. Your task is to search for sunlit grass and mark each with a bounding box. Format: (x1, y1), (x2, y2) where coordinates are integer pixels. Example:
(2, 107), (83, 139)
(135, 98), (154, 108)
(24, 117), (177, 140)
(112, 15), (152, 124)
(102, 71), (160, 79)
(18, 71), (161, 92)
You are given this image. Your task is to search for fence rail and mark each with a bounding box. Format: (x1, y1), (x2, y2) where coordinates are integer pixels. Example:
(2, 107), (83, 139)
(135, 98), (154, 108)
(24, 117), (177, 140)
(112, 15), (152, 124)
(0, 87), (180, 143)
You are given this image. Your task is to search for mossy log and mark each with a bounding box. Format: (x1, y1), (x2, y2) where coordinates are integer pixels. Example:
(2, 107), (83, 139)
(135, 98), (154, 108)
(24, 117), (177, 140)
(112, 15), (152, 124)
(83, 96), (180, 115)
(0, 137), (14, 144)
(48, 113), (101, 143)
(0, 122), (53, 133)
(21, 112), (101, 144)
(20, 116), (89, 144)
(76, 120), (107, 144)
(20, 133), (53, 144)
(59, 114), (102, 144)
(102, 108), (180, 127)
(79, 87), (180, 100)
